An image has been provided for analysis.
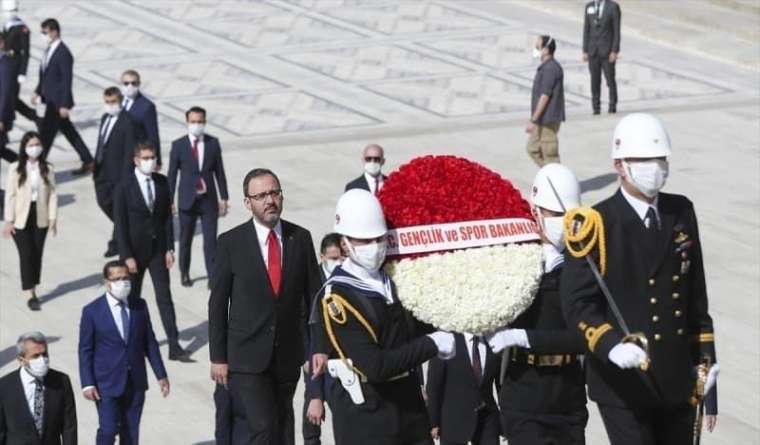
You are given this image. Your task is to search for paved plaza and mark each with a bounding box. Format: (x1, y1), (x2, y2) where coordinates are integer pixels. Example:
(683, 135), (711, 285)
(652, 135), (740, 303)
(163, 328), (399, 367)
(0, 0), (758, 443)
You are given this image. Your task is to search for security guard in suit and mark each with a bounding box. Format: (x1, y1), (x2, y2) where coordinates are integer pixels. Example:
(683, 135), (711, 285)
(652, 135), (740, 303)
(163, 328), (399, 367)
(582, 0), (621, 114)
(488, 164), (588, 445)
(561, 113), (719, 444)
(1, 0), (37, 124)
(314, 189), (456, 445)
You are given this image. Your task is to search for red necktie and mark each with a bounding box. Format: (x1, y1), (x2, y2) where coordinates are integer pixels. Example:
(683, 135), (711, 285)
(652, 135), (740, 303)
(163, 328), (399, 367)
(191, 139), (206, 193)
(374, 176), (380, 196)
(267, 230), (281, 297)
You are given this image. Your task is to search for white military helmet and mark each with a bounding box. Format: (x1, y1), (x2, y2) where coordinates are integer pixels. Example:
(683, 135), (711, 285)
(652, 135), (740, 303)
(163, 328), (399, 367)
(531, 163), (581, 213)
(334, 189), (387, 239)
(1, 0), (18, 12)
(611, 113), (672, 159)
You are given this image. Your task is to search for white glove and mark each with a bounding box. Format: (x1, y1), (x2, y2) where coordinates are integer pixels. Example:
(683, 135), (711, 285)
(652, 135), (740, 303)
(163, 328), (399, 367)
(427, 331), (456, 360)
(17, 74), (26, 84)
(703, 363), (719, 394)
(486, 329), (529, 353)
(608, 343), (647, 369)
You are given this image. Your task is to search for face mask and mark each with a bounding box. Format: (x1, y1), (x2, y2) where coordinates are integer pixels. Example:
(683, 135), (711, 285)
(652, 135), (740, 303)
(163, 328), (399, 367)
(138, 159), (155, 175)
(624, 160), (669, 198)
(104, 103), (121, 116)
(323, 258), (340, 275)
(25, 144), (43, 159)
(347, 239), (387, 272)
(26, 356), (50, 379)
(41, 32), (52, 45)
(541, 215), (565, 250)
(532, 47), (542, 59)
(122, 84), (139, 98)
(109, 279), (132, 301)
(364, 162), (382, 177)
(188, 123), (205, 137)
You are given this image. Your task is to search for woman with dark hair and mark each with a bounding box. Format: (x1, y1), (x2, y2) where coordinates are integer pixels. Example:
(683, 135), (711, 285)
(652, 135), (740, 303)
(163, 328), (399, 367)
(3, 131), (58, 311)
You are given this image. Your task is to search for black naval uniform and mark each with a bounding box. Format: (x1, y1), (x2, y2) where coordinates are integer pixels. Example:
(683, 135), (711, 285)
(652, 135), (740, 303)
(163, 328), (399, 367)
(3, 17), (37, 123)
(562, 189), (717, 444)
(320, 266), (438, 445)
(501, 265), (588, 445)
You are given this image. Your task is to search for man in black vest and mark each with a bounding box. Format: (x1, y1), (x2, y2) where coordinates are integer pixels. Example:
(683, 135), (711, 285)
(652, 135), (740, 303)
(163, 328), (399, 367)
(562, 113), (718, 444)
(582, 0), (621, 114)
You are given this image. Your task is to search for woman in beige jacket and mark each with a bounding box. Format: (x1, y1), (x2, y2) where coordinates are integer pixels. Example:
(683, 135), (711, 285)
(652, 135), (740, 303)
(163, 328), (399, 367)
(3, 132), (58, 310)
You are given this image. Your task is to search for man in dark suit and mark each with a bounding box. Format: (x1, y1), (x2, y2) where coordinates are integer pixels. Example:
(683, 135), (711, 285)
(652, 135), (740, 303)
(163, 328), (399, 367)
(209, 168), (322, 445)
(31, 18), (93, 175)
(344, 143), (387, 195)
(94, 86), (137, 258)
(562, 114), (718, 444)
(120, 70), (162, 168)
(582, 0), (621, 114)
(0, 32), (16, 219)
(0, 331), (77, 445)
(78, 260), (170, 445)
(113, 142), (190, 362)
(427, 333), (500, 445)
(168, 106), (229, 288)
(2, 0), (38, 125)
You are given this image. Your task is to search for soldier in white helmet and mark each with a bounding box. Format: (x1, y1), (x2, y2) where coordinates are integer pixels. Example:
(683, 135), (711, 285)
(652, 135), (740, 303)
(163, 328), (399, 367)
(561, 113), (718, 444)
(487, 163), (588, 444)
(311, 189), (456, 445)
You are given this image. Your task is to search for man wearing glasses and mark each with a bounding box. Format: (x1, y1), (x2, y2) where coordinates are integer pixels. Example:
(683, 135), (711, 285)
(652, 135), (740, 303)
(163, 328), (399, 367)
(344, 143), (387, 196)
(120, 69), (162, 169)
(209, 168), (322, 445)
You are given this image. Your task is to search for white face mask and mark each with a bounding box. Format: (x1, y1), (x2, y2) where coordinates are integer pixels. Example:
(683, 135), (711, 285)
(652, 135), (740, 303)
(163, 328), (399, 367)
(323, 258), (340, 275)
(109, 279), (132, 301)
(104, 103), (121, 116)
(41, 32), (53, 45)
(541, 215), (566, 250)
(364, 161), (382, 177)
(347, 239), (387, 272)
(624, 160), (669, 198)
(138, 159), (155, 175)
(532, 46), (542, 59)
(188, 123), (205, 138)
(26, 144), (43, 159)
(122, 84), (139, 98)
(26, 356), (50, 379)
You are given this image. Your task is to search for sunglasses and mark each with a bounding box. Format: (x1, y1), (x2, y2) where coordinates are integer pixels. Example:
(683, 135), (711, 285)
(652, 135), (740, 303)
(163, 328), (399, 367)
(364, 156), (382, 163)
(122, 81), (139, 86)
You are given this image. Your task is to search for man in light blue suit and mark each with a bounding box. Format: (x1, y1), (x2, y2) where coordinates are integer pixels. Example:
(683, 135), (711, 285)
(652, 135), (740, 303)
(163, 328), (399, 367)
(78, 260), (170, 445)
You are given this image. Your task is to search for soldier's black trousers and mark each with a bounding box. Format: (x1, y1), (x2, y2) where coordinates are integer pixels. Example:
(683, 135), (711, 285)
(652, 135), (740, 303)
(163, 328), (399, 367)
(502, 408), (587, 445)
(599, 403), (694, 445)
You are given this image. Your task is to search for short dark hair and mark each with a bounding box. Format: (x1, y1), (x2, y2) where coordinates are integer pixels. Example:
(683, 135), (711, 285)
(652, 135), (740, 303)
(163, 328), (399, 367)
(103, 260), (127, 279)
(540, 35), (556, 55)
(185, 106), (206, 121)
(122, 69), (140, 82)
(103, 86), (122, 99)
(134, 141), (156, 157)
(41, 18), (60, 33)
(243, 168), (281, 195)
(320, 233), (342, 254)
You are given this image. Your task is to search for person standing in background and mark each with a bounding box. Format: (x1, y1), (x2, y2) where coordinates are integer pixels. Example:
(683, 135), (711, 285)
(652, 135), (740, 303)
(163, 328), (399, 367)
(120, 69), (162, 168)
(344, 144), (387, 195)
(582, 0), (621, 114)
(526, 35), (565, 167)
(3, 131), (57, 311)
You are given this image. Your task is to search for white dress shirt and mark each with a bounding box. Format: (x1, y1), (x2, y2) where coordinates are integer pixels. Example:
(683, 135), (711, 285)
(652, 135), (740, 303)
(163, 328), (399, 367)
(27, 160), (41, 202)
(106, 292), (130, 340)
(253, 218), (282, 267)
(42, 38), (61, 71)
(100, 113), (118, 146)
(134, 168), (154, 210)
(19, 367), (41, 420)
(122, 96), (134, 111)
(364, 172), (384, 195)
(463, 332), (487, 377)
(620, 186), (660, 229)
(542, 243), (564, 273)
(341, 257), (394, 305)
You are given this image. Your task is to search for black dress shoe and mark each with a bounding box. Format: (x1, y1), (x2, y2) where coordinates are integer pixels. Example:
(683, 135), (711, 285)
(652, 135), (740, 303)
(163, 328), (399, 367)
(27, 297), (41, 311)
(608, 106), (617, 114)
(593, 110), (601, 115)
(71, 162), (94, 176)
(181, 273), (192, 287)
(104, 246), (119, 258)
(169, 348), (194, 362)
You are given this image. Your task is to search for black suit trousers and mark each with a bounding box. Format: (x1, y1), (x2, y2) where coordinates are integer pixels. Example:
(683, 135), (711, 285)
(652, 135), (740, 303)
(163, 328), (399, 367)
(178, 196), (218, 280)
(15, 97), (38, 122)
(588, 55), (617, 111)
(10, 203), (48, 290)
(95, 182), (118, 249)
(229, 369), (298, 445)
(441, 406), (500, 445)
(598, 403), (694, 445)
(301, 369), (322, 445)
(131, 241), (180, 351)
(40, 102), (93, 163)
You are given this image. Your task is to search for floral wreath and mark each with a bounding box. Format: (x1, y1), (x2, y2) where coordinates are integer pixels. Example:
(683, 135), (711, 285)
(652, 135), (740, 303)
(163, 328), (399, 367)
(379, 155), (543, 334)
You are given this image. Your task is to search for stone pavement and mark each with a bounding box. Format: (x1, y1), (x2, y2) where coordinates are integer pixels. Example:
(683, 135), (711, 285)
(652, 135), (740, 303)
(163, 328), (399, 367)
(0, 1), (758, 444)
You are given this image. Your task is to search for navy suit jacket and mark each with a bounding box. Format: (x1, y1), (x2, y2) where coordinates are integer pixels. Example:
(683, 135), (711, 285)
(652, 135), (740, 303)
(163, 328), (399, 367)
(78, 294), (167, 398)
(0, 55), (14, 127)
(35, 41), (74, 108)
(125, 93), (162, 165)
(168, 134), (229, 211)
